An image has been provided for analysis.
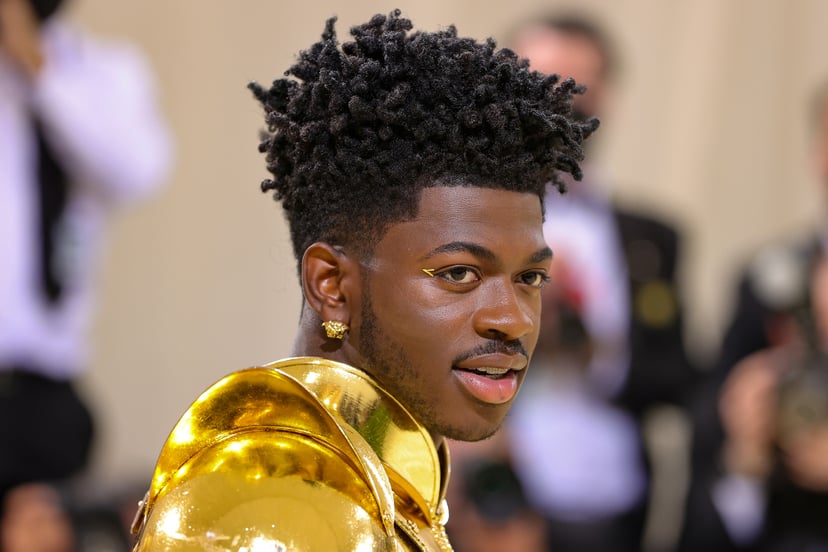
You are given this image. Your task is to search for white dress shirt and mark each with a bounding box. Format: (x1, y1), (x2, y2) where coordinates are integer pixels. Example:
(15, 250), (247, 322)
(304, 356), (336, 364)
(541, 173), (631, 397)
(0, 19), (172, 378)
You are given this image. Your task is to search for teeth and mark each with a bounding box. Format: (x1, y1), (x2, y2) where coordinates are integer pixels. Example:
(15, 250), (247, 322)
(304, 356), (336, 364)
(475, 366), (510, 376)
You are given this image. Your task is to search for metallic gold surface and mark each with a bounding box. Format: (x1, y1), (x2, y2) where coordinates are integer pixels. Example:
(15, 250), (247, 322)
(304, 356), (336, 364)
(133, 357), (453, 551)
(135, 431), (394, 551)
(321, 320), (349, 340)
(278, 358), (445, 520)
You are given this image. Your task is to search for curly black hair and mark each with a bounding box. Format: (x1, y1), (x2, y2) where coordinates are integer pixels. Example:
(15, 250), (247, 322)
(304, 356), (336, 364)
(249, 10), (597, 269)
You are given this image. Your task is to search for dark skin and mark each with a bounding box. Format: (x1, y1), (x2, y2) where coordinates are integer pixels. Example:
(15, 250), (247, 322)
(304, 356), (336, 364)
(293, 186), (553, 450)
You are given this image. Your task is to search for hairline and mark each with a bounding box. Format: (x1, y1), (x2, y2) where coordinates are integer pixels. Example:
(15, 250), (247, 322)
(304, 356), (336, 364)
(300, 181), (547, 265)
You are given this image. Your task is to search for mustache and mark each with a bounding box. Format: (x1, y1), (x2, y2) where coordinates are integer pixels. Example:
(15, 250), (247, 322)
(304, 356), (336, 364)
(452, 340), (527, 365)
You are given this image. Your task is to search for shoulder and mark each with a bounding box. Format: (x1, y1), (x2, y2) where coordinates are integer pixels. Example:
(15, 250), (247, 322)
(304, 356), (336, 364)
(611, 203), (685, 282)
(133, 367), (398, 550)
(39, 18), (154, 80)
(135, 438), (397, 550)
(613, 204), (682, 245)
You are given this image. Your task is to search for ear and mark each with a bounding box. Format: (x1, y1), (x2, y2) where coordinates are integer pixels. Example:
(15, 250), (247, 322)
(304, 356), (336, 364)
(301, 242), (359, 325)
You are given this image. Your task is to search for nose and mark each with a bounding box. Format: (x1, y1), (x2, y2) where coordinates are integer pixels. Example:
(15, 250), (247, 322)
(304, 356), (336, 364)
(472, 279), (537, 341)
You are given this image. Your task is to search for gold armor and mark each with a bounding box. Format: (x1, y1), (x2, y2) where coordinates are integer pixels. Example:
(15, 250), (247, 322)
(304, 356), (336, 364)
(131, 357), (453, 551)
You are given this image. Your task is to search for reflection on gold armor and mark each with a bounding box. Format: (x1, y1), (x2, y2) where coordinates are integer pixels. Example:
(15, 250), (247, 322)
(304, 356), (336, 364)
(132, 357), (453, 551)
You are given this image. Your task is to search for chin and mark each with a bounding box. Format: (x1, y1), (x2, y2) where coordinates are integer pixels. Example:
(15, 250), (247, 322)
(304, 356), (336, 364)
(443, 420), (503, 443)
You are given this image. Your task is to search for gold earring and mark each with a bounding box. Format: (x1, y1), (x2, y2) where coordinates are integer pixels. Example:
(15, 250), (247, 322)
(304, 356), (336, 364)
(322, 320), (349, 340)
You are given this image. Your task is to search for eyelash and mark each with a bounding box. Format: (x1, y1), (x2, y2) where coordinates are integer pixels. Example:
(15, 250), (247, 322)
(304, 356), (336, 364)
(430, 266), (550, 289)
(434, 266), (479, 285)
(521, 271), (552, 288)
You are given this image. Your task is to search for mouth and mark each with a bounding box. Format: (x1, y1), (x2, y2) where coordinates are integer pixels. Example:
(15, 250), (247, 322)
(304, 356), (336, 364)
(459, 366), (514, 378)
(452, 353), (527, 404)
(454, 352), (527, 374)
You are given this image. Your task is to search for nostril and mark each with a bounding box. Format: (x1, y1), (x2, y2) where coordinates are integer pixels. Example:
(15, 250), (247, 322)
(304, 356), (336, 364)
(485, 328), (509, 340)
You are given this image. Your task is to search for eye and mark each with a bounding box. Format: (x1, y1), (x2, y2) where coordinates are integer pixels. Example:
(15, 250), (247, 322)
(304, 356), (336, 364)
(435, 266), (481, 285)
(519, 270), (550, 289)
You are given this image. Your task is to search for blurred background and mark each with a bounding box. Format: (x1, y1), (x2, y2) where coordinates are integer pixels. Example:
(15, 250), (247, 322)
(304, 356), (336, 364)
(29, 0), (828, 548)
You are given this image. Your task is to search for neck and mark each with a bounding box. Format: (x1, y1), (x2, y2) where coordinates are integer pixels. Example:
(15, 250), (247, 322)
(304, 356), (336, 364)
(291, 307), (351, 363)
(292, 311), (446, 453)
(293, 306), (448, 451)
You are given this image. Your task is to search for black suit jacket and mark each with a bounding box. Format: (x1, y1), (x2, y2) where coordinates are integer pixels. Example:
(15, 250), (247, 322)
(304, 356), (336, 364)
(613, 208), (696, 417)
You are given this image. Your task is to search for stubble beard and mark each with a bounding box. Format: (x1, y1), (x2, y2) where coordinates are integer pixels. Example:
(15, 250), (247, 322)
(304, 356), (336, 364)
(357, 288), (503, 442)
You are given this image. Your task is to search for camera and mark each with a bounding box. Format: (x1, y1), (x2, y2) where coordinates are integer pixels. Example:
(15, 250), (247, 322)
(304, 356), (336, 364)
(776, 350), (828, 442)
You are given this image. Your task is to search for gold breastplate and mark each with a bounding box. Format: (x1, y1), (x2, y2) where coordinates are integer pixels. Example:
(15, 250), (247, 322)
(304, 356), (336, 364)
(131, 357), (453, 551)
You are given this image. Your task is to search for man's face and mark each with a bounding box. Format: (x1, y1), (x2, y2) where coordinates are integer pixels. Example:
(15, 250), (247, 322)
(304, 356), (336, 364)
(512, 27), (606, 121)
(345, 186), (552, 443)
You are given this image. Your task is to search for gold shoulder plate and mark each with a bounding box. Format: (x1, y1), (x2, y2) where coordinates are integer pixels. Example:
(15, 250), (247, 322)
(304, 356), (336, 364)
(133, 365), (397, 550)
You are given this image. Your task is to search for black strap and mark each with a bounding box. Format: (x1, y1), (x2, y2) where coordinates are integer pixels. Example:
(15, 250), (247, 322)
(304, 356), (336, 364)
(33, 116), (69, 304)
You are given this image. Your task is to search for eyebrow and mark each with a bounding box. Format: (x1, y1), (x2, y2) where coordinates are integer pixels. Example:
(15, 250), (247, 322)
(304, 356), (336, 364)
(420, 242), (554, 264)
(530, 246), (554, 263)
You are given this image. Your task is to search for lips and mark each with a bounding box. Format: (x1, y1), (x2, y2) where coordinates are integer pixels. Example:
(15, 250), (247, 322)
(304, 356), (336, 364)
(455, 352), (528, 373)
(453, 353), (527, 405)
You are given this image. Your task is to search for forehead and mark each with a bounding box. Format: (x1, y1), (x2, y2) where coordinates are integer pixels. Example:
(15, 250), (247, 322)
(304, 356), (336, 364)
(372, 186), (546, 262)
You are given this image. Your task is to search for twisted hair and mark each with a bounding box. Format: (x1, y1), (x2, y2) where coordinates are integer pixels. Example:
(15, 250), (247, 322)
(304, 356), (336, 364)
(249, 10), (597, 269)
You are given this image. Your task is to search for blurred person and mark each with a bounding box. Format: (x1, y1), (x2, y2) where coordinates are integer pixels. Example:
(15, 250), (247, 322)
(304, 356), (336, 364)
(446, 432), (550, 551)
(0, 0), (172, 548)
(679, 79), (828, 552)
(680, 258), (828, 551)
(447, 459), (550, 551)
(498, 13), (696, 552)
(127, 9), (598, 551)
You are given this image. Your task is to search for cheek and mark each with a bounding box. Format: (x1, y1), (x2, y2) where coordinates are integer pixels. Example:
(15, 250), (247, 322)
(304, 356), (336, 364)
(528, 313), (542, 349)
(399, 303), (467, 348)
(524, 294), (543, 351)
(375, 284), (471, 353)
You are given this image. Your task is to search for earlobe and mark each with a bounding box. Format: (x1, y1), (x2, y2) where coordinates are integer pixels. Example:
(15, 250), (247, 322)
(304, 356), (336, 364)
(301, 243), (354, 325)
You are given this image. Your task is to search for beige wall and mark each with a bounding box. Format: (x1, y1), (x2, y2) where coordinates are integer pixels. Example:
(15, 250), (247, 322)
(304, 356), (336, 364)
(65, 0), (828, 484)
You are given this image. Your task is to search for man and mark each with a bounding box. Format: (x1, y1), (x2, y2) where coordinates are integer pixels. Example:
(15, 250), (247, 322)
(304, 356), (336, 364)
(0, 0), (171, 548)
(495, 13), (694, 551)
(678, 79), (828, 552)
(130, 10), (596, 551)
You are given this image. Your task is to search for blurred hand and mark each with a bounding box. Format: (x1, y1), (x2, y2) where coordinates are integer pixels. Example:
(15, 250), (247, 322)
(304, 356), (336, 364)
(0, 483), (75, 552)
(719, 350), (780, 478)
(0, 0), (44, 77)
(781, 423), (828, 491)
